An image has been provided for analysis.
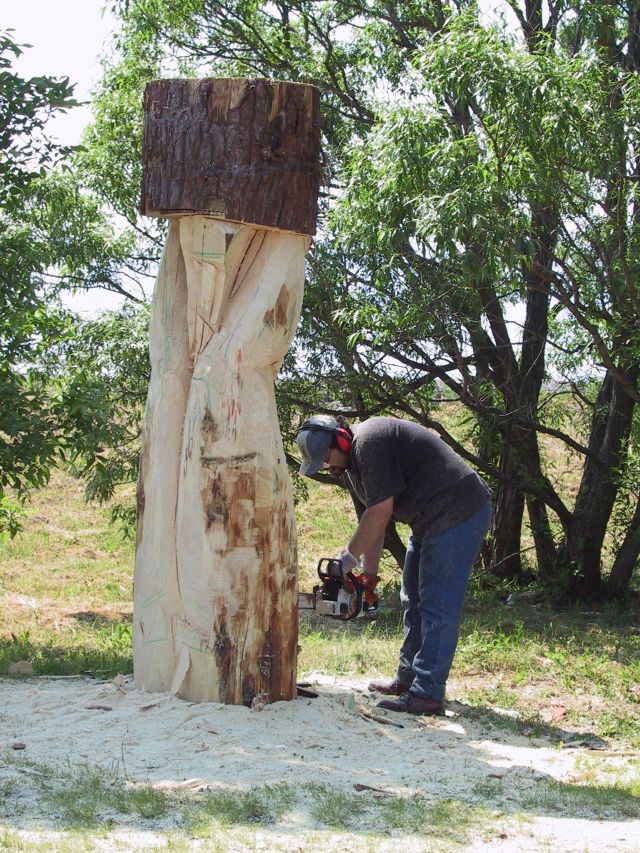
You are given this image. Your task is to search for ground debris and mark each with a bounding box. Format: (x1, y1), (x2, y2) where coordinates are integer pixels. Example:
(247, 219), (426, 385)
(8, 661), (33, 676)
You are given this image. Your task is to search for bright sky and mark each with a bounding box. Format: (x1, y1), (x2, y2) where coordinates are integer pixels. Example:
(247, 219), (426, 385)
(7, 0), (117, 146)
(6, 1), (138, 314)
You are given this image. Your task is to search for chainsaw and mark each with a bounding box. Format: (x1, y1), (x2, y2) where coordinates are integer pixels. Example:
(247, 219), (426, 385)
(298, 558), (379, 620)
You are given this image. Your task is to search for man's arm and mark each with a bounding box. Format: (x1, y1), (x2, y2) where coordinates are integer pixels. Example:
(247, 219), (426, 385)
(347, 496), (394, 574)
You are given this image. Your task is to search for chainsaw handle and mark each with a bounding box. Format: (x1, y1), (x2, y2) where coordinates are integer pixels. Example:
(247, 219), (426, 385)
(316, 557), (344, 580)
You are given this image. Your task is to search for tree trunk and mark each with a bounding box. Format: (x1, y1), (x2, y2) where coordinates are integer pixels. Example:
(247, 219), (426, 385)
(135, 78), (320, 704)
(526, 493), (557, 581)
(491, 443), (525, 580)
(607, 492), (640, 598)
(560, 365), (638, 599)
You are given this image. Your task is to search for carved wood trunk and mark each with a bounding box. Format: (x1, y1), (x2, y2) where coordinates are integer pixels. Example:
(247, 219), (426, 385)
(134, 78), (320, 704)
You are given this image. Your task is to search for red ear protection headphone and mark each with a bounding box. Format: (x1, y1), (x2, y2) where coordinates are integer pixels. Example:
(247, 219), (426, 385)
(334, 427), (352, 453)
(298, 416), (353, 453)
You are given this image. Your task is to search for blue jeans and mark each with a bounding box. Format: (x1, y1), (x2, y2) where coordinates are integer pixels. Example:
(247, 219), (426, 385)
(396, 503), (492, 701)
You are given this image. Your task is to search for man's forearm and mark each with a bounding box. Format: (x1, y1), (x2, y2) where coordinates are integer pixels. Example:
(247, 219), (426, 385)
(348, 501), (393, 574)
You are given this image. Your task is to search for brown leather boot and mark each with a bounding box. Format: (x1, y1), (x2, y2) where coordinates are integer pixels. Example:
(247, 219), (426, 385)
(368, 678), (412, 695)
(377, 693), (445, 716)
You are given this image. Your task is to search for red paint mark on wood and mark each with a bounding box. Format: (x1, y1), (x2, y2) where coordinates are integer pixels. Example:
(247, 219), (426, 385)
(236, 347), (243, 386)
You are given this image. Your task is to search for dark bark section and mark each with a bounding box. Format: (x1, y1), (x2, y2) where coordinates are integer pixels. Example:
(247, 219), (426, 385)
(491, 442), (526, 579)
(141, 77), (321, 235)
(559, 364), (639, 599)
(383, 522), (407, 569)
(607, 493), (640, 597)
(484, 203), (560, 582)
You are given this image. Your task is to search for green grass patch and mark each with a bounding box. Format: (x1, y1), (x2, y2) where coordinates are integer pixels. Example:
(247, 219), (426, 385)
(0, 754), (506, 846)
(184, 784), (294, 835)
(0, 621), (132, 678)
(305, 783), (362, 828)
(298, 616), (402, 676)
(4, 758), (639, 849)
(304, 784), (496, 843)
(35, 762), (169, 828)
(520, 777), (640, 819)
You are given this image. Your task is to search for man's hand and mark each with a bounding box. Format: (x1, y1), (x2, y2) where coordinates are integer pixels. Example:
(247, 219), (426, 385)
(338, 547), (358, 572)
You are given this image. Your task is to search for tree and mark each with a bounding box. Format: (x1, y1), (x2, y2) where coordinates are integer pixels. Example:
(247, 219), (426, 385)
(0, 31), (146, 535)
(56, 303), (151, 534)
(0, 30), (78, 534)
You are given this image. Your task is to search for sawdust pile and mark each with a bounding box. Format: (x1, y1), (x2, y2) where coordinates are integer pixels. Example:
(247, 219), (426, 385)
(1, 673), (638, 851)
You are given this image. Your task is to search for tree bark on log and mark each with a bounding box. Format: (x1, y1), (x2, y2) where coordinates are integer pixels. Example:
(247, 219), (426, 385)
(141, 77), (320, 236)
(134, 78), (319, 704)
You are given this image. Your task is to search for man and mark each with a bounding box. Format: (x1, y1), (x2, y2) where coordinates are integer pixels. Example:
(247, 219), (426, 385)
(296, 414), (491, 716)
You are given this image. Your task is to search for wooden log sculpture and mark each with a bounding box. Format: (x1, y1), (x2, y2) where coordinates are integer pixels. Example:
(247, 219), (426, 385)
(134, 78), (320, 705)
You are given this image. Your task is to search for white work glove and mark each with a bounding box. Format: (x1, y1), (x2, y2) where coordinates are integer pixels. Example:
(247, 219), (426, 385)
(338, 547), (358, 573)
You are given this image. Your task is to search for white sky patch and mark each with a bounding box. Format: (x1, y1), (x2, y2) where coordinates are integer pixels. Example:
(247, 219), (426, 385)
(7, 0), (116, 147)
(7, 1), (137, 315)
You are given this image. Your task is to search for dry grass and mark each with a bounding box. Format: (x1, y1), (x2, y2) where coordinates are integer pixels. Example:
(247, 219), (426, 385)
(1, 466), (639, 748)
(0, 470), (134, 675)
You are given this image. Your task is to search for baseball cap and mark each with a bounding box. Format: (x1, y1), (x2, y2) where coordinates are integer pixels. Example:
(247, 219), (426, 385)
(296, 415), (338, 476)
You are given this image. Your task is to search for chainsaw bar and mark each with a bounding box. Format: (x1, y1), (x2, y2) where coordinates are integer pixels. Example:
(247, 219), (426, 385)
(298, 592), (317, 611)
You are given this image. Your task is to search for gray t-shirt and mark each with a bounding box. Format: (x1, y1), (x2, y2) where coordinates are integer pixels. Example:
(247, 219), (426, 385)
(344, 417), (491, 539)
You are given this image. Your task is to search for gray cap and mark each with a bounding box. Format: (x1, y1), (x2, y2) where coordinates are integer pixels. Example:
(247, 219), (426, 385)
(296, 415), (338, 476)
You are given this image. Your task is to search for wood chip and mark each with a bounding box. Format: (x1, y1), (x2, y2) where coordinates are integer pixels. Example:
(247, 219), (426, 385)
(11, 743), (26, 750)
(353, 783), (395, 795)
(357, 705), (404, 728)
(84, 703), (113, 711)
(112, 675), (127, 694)
(8, 661), (33, 676)
(549, 705), (567, 722)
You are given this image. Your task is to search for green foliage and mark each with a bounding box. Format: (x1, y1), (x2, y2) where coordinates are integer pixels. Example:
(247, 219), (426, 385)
(0, 30), (79, 209)
(0, 32), (152, 537)
(0, 32), (80, 534)
(56, 302), (150, 534)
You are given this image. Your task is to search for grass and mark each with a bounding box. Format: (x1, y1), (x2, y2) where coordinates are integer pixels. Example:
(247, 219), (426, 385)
(22, 757), (639, 850)
(36, 762), (169, 827)
(0, 469), (134, 678)
(0, 755), (507, 849)
(520, 777), (640, 819)
(0, 622), (132, 678)
(473, 769), (640, 820)
(1, 468), (640, 850)
(184, 784), (295, 835)
(298, 617), (401, 676)
(1, 470), (639, 748)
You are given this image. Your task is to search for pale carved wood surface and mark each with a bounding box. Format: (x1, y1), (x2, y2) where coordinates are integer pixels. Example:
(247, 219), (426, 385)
(134, 216), (309, 704)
